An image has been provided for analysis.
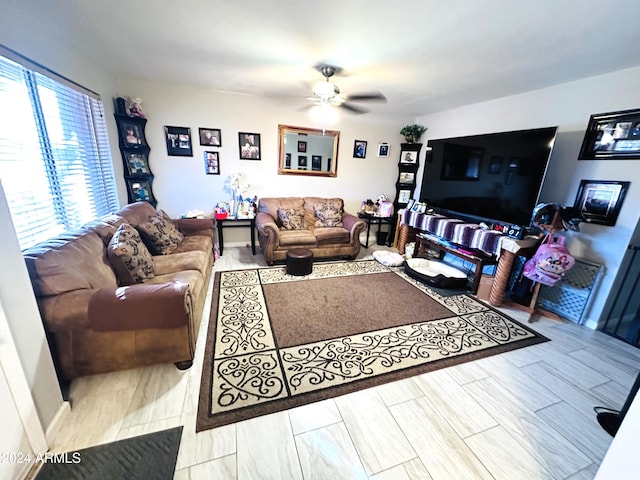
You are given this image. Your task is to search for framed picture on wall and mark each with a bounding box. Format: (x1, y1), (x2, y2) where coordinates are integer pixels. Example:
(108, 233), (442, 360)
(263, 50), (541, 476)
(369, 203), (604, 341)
(165, 126), (193, 156)
(199, 128), (221, 146)
(204, 151), (220, 175)
(123, 151), (151, 175)
(579, 108), (640, 160)
(400, 150), (417, 164)
(353, 140), (367, 158)
(238, 132), (261, 160)
(377, 143), (390, 157)
(573, 180), (630, 226)
(298, 141), (307, 152)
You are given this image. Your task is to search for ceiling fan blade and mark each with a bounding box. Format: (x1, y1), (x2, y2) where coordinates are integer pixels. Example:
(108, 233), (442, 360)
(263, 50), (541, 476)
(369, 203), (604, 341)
(340, 102), (369, 114)
(345, 91), (387, 102)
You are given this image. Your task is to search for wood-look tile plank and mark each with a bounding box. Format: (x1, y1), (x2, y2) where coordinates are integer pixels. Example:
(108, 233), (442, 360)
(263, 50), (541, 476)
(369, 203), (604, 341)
(590, 380), (629, 411)
(565, 463), (600, 480)
(412, 369), (497, 438)
(369, 458), (433, 480)
(569, 348), (639, 390)
(295, 422), (368, 480)
(390, 397), (494, 480)
(374, 377), (424, 407)
(236, 411), (303, 480)
(529, 348), (610, 390)
(464, 377), (592, 477)
(464, 425), (556, 480)
(444, 359), (491, 385)
(116, 416), (181, 441)
(335, 389), (416, 475)
(475, 355), (560, 411)
(288, 398), (342, 435)
(536, 401), (612, 463)
(175, 454), (237, 480)
(522, 362), (612, 419)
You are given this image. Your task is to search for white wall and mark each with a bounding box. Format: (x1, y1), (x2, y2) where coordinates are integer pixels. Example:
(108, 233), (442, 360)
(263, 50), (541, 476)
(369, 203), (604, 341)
(116, 77), (412, 244)
(415, 65), (640, 328)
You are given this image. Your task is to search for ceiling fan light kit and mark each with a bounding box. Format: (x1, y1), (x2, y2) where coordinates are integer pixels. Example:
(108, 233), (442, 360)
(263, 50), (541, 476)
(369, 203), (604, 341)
(305, 64), (387, 120)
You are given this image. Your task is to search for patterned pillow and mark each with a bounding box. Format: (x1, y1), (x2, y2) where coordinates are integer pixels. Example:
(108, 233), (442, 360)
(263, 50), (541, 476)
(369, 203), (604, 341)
(107, 224), (155, 285)
(137, 211), (184, 255)
(314, 201), (343, 227)
(277, 208), (307, 230)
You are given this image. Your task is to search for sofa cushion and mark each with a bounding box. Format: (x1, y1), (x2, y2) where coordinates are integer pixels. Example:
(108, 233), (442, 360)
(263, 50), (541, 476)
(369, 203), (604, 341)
(313, 200), (344, 227)
(137, 211), (184, 255)
(115, 201), (158, 227)
(314, 227), (350, 246)
(278, 229), (317, 246)
(107, 224), (155, 285)
(258, 197), (304, 226)
(277, 208), (307, 230)
(23, 230), (118, 296)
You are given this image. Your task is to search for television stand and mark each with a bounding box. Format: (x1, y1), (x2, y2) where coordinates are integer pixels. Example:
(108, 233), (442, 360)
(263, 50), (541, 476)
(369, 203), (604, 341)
(415, 234), (497, 294)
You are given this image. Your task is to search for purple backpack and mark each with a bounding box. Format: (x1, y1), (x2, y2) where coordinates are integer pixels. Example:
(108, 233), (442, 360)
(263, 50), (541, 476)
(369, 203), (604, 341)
(523, 234), (575, 287)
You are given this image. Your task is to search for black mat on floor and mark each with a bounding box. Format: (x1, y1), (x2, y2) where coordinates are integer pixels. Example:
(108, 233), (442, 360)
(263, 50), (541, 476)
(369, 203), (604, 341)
(36, 426), (182, 480)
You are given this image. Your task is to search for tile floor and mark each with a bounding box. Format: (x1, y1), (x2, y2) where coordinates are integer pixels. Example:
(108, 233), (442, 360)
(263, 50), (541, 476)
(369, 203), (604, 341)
(48, 244), (638, 479)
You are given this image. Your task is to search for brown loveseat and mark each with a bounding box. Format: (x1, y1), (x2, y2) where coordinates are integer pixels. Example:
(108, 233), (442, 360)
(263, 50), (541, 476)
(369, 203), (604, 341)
(22, 201), (214, 380)
(255, 197), (366, 264)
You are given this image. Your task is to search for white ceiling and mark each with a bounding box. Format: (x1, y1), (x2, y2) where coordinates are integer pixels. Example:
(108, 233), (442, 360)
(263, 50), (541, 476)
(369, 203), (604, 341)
(10, 0), (640, 117)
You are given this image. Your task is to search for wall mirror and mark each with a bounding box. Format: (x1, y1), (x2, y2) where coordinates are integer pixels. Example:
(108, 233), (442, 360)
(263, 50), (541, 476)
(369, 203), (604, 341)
(278, 124), (340, 177)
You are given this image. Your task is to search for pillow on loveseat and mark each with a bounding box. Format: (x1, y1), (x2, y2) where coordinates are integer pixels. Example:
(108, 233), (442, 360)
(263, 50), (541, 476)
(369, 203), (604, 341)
(137, 210), (184, 255)
(314, 200), (343, 227)
(107, 223), (155, 285)
(277, 208), (307, 230)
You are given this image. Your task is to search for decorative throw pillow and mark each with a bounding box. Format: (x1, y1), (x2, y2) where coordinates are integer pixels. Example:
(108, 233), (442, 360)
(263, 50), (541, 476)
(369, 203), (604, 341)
(314, 201), (343, 227)
(277, 208), (307, 230)
(107, 224), (155, 285)
(136, 211), (184, 255)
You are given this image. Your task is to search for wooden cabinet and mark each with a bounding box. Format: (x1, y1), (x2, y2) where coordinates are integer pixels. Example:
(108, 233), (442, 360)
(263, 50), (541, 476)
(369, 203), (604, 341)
(393, 143), (422, 213)
(114, 113), (156, 206)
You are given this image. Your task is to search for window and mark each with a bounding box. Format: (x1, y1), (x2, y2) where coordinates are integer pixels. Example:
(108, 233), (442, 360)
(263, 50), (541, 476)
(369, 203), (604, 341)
(0, 53), (119, 249)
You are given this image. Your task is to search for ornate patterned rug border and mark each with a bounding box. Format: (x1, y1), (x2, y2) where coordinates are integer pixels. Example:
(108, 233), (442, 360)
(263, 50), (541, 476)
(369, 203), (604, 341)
(197, 260), (549, 432)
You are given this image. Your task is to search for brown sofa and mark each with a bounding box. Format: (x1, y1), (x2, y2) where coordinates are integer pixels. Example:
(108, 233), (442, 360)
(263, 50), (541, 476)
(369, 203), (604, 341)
(255, 197), (366, 264)
(22, 201), (214, 380)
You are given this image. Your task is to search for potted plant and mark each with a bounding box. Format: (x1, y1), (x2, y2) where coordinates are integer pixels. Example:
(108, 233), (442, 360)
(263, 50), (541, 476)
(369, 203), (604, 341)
(400, 124), (427, 143)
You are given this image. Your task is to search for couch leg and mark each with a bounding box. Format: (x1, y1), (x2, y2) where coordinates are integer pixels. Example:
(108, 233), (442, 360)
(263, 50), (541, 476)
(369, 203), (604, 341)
(175, 360), (193, 370)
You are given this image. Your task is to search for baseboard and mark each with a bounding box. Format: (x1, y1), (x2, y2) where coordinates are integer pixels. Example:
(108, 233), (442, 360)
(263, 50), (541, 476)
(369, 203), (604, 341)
(45, 400), (71, 444)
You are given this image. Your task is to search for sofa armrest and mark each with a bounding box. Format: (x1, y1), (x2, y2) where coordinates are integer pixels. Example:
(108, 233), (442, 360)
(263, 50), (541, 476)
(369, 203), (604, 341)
(87, 282), (192, 332)
(342, 212), (366, 233)
(255, 212), (279, 238)
(39, 290), (96, 332)
(174, 218), (215, 238)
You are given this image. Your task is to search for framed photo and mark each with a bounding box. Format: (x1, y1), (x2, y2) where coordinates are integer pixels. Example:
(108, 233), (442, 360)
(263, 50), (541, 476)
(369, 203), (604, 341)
(400, 150), (417, 164)
(285, 153), (291, 168)
(298, 141), (307, 152)
(119, 118), (147, 147)
(353, 140), (367, 158)
(165, 126), (192, 156)
(489, 156), (503, 174)
(398, 189), (412, 204)
(311, 155), (322, 171)
(398, 171), (415, 184)
(574, 180), (630, 226)
(298, 155), (307, 168)
(199, 128), (221, 146)
(238, 132), (261, 160)
(579, 108), (640, 160)
(124, 151), (150, 175)
(204, 151), (220, 175)
(377, 143), (390, 157)
(126, 178), (154, 203)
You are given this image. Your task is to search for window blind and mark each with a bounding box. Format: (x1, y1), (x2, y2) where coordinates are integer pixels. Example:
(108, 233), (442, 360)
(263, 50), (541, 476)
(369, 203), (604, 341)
(0, 54), (119, 249)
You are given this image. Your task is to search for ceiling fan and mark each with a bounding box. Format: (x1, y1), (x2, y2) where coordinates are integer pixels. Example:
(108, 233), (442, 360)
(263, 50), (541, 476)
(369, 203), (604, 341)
(307, 64), (387, 114)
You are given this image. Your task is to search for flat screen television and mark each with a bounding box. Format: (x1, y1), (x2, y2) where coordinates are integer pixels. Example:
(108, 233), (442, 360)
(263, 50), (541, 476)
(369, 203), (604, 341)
(420, 126), (558, 227)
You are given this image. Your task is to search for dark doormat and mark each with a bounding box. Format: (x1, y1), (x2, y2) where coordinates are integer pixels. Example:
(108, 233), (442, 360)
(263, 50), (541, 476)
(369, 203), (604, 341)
(36, 426), (182, 480)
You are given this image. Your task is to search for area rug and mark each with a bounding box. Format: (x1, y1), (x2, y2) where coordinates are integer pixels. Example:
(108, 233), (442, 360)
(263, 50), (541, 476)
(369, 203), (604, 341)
(36, 426), (182, 480)
(197, 260), (548, 431)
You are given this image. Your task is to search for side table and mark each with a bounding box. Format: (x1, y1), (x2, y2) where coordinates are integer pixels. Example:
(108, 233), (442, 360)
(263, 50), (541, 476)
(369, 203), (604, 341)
(216, 217), (256, 256)
(357, 213), (393, 248)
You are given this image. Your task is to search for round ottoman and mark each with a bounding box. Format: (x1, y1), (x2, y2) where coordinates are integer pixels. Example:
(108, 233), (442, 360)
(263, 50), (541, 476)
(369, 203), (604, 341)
(286, 248), (313, 276)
